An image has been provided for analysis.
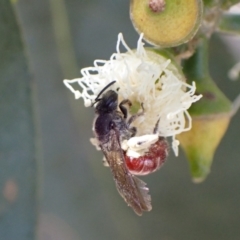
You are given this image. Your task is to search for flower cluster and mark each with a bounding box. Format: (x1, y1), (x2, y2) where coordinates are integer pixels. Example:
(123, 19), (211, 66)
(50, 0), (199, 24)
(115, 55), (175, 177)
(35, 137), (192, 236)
(64, 33), (202, 155)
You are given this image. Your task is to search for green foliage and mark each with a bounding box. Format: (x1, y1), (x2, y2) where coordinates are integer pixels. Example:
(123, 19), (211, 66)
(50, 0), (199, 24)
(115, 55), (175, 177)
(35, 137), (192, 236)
(203, 0), (239, 8)
(183, 38), (232, 116)
(218, 13), (240, 34)
(0, 0), (37, 239)
(221, 0), (240, 9)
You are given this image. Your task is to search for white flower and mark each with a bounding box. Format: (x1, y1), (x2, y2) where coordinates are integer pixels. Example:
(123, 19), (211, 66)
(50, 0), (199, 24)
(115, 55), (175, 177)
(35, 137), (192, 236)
(64, 33), (202, 156)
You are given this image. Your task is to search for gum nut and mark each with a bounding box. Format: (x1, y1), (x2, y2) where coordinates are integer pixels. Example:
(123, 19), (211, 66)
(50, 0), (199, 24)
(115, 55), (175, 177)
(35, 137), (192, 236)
(130, 0), (203, 47)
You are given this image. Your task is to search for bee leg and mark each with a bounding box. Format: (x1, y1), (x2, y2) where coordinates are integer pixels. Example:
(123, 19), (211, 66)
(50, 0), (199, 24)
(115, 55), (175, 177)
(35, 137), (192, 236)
(119, 99), (132, 119)
(102, 157), (109, 167)
(153, 118), (166, 143)
(153, 118), (160, 134)
(127, 103), (144, 126)
(129, 126), (137, 137)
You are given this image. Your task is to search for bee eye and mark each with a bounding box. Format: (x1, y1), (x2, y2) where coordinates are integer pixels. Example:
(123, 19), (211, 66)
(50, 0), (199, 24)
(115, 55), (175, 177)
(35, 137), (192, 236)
(108, 101), (117, 110)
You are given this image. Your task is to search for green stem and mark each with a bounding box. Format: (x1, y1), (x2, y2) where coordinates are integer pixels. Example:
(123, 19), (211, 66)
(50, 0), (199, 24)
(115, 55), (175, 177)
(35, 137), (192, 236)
(183, 37), (210, 82)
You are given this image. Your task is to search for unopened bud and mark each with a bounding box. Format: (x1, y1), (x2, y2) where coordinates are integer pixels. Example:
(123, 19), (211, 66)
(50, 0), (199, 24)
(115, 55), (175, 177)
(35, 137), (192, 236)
(130, 0), (203, 47)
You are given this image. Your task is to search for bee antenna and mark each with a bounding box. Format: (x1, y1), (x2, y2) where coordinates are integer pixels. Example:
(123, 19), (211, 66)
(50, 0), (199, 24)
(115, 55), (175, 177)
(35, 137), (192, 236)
(91, 98), (101, 107)
(94, 80), (117, 103)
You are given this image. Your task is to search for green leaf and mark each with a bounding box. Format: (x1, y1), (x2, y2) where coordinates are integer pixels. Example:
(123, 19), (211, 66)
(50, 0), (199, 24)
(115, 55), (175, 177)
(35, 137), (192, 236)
(180, 37), (232, 182)
(182, 37), (232, 116)
(0, 0), (38, 239)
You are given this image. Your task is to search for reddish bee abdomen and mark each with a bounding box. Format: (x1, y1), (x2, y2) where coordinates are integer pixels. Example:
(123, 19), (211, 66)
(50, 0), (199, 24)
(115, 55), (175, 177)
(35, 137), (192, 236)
(125, 138), (168, 176)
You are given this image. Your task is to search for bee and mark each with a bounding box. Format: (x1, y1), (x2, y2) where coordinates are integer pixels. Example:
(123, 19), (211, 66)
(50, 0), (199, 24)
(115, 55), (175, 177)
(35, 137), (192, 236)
(92, 81), (152, 216)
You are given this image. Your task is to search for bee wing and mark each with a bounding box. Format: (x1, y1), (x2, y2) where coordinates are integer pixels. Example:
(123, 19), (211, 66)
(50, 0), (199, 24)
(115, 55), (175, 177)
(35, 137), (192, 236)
(100, 129), (152, 216)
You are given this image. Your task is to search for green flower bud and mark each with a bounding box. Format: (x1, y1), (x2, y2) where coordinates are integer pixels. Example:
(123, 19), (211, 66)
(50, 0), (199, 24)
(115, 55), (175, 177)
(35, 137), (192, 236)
(130, 0), (203, 47)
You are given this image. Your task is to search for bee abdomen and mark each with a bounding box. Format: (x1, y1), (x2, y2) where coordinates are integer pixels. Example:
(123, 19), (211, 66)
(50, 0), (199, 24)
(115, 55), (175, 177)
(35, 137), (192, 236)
(125, 138), (168, 176)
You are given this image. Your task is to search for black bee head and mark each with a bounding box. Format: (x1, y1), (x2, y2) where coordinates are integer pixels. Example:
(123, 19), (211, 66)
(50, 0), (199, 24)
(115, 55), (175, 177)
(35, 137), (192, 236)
(95, 90), (118, 114)
(92, 81), (118, 114)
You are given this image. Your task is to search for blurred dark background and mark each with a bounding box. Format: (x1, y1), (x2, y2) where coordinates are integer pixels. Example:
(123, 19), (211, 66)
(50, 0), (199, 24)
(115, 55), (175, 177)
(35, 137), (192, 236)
(1, 0), (240, 239)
